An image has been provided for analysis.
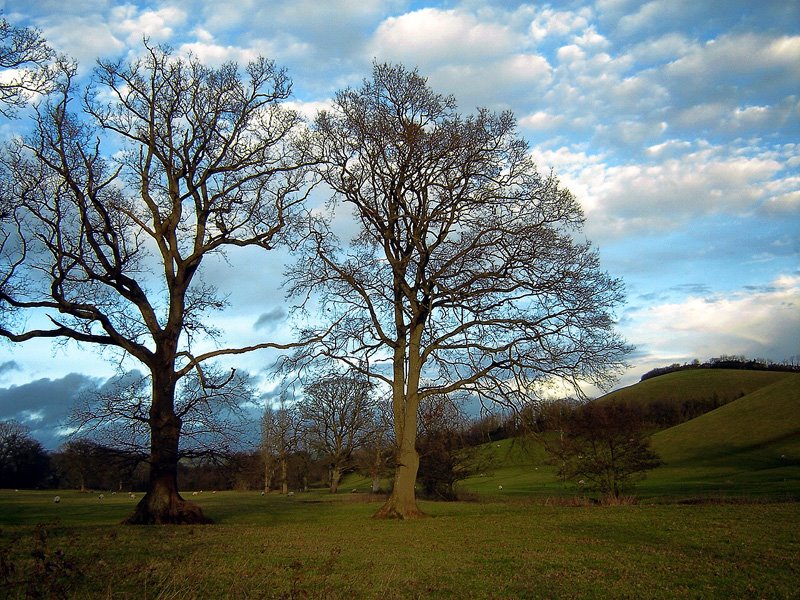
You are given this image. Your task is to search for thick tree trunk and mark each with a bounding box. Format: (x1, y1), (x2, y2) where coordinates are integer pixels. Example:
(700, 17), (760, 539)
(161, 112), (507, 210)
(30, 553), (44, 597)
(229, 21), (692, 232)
(125, 370), (209, 525)
(374, 324), (426, 519)
(374, 437), (424, 519)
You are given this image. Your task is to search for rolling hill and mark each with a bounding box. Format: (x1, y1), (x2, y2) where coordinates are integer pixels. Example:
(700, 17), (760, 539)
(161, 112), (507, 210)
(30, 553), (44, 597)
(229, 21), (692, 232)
(459, 369), (800, 500)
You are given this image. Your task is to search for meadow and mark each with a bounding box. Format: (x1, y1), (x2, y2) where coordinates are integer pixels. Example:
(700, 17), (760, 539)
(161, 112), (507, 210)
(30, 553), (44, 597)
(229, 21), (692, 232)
(1, 488), (798, 599)
(2, 369), (798, 599)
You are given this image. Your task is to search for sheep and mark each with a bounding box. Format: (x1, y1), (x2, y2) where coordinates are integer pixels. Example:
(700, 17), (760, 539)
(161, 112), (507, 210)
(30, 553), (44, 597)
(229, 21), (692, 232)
(98, 494), (105, 501)
(287, 491), (295, 496)
(498, 485), (503, 490)
(192, 491), (198, 496)
(53, 495), (61, 503)
(129, 493), (136, 499)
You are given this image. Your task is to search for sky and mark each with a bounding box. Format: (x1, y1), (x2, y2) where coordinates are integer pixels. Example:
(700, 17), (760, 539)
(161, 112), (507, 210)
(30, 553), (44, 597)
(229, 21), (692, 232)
(0, 0), (798, 448)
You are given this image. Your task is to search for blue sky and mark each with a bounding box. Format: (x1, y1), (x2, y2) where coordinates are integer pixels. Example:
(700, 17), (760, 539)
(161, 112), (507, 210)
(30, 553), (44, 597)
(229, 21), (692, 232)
(0, 0), (798, 447)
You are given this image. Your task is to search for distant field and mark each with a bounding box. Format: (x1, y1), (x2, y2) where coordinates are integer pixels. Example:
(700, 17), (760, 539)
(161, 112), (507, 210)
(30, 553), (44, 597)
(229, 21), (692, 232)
(1, 490), (798, 599)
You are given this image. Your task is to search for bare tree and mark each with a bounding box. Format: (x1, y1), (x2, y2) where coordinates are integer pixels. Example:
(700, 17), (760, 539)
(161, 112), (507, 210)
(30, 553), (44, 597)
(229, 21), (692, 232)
(0, 43), (314, 523)
(261, 400), (300, 494)
(288, 63), (630, 518)
(0, 420), (50, 488)
(546, 401), (662, 499)
(357, 398), (394, 494)
(70, 367), (256, 462)
(297, 370), (374, 493)
(0, 17), (55, 321)
(0, 16), (54, 117)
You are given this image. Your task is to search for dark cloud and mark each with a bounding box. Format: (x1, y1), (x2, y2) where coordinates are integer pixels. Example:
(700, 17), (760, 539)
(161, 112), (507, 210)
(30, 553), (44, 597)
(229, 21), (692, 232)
(254, 307), (287, 331)
(0, 373), (100, 449)
(0, 361), (21, 379)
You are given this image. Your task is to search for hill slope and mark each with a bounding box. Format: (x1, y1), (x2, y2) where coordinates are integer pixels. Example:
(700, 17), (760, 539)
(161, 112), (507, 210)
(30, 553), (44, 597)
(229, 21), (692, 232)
(598, 368), (791, 411)
(461, 371), (800, 499)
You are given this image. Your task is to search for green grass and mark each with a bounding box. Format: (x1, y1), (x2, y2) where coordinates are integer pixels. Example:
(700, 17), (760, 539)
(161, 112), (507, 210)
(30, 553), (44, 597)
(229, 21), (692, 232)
(459, 370), (800, 501)
(644, 375), (800, 499)
(599, 369), (796, 410)
(1, 490), (798, 599)
(1, 369), (797, 598)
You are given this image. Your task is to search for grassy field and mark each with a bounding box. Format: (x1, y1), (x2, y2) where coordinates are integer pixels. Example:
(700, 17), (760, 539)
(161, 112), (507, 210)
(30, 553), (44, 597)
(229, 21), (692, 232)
(1, 489), (798, 599)
(1, 369), (797, 598)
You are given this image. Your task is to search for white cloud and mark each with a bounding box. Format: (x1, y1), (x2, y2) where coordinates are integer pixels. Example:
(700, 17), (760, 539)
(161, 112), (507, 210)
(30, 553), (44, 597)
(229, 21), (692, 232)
(177, 42), (261, 67)
(531, 143), (788, 239)
(42, 16), (125, 67)
(528, 7), (592, 43)
(624, 275), (800, 365)
(111, 6), (186, 45)
(370, 8), (517, 66)
(666, 33), (800, 85)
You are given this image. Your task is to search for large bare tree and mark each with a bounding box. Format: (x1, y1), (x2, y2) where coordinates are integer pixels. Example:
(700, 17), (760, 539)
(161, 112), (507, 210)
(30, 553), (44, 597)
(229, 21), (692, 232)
(0, 43), (314, 523)
(288, 63), (630, 518)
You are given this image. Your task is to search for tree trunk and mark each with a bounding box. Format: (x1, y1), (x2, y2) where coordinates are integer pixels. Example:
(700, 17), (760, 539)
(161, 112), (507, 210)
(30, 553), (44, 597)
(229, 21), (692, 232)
(125, 370), (209, 524)
(264, 459), (274, 493)
(280, 456), (288, 495)
(374, 324), (426, 519)
(374, 436), (424, 519)
(330, 465), (342, 494)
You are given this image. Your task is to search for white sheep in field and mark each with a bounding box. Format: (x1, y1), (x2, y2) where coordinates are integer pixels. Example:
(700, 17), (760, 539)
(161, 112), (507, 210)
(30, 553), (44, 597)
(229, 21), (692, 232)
(129, 493), (136, 499)
(53, 495), (61, 503)
(98, 494), (105, 500)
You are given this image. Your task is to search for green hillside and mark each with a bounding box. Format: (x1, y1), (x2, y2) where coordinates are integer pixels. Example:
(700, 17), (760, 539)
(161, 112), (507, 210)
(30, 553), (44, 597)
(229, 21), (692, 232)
(459, 370), (800, 500)
(598, 368), (792, 410)
(645, 374), (800, 498)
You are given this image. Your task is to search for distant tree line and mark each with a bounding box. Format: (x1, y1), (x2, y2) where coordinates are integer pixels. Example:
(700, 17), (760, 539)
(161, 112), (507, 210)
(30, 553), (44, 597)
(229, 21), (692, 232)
(640, 355), (800, 382)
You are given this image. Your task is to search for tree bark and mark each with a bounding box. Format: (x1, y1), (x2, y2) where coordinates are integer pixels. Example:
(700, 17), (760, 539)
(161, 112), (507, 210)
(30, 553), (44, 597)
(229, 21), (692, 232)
(280, 457), (288, 495)
(374, 391), (425, 517)
(125, 370), (209, 524)
(374, 435), (425, 519)
(330, 465), (342, 494)
(374, 325), (426, 519)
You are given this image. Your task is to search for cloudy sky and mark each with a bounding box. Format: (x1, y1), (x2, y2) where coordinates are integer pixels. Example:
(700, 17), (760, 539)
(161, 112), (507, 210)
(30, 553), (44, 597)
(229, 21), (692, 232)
(1, 0), (798, 447)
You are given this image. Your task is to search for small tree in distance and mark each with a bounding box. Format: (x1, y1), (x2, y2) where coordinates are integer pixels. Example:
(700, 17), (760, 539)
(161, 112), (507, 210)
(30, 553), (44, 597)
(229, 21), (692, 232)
(261, 401), (300, 495)
(297, 370), (375, 493)
(546, 402), (662, 500)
